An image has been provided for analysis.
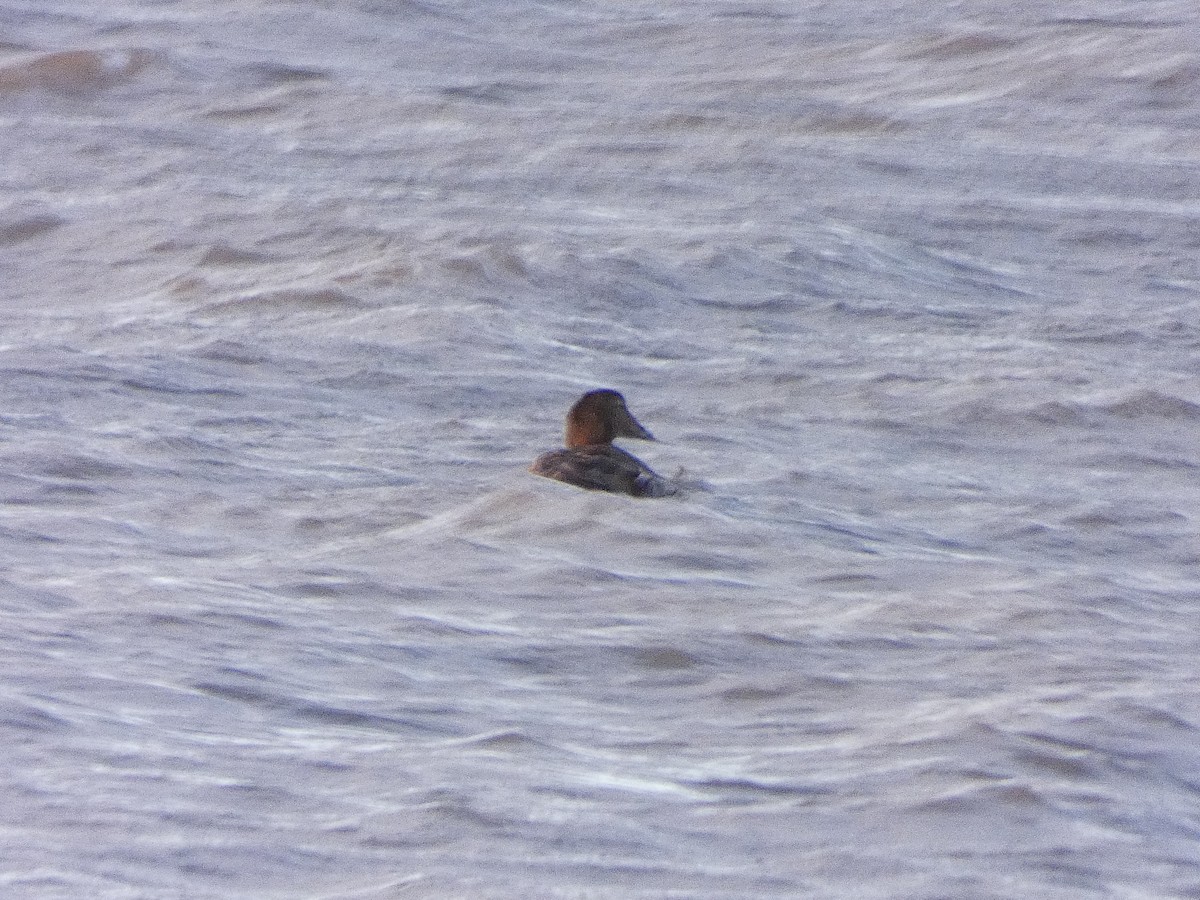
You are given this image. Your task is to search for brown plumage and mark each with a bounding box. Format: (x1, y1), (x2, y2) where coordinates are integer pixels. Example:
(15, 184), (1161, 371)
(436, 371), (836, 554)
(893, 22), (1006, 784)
(529, 389), (674, 497)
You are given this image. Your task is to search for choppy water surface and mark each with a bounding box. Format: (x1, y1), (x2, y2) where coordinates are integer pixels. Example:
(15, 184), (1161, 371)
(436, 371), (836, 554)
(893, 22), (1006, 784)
(3, 1), (1200, 896)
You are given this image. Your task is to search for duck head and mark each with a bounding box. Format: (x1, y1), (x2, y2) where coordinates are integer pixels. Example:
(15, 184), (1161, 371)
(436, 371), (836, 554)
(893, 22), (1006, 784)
(564, 389), (655, 448)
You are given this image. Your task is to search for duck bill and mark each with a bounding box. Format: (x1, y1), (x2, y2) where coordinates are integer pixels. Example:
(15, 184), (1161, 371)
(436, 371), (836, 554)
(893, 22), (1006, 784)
(618, 410), (655, 441)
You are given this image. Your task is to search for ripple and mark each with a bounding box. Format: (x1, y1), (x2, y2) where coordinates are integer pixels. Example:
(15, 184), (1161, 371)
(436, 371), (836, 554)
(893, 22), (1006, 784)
(1099, 390), (1200, 421)
(0, 213), (64, 246)
(0, 48), (157, 94)
(624, 646), (703, 671)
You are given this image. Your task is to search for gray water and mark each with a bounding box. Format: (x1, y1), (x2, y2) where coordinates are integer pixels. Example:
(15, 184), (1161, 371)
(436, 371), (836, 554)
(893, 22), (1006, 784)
(3, 1), (1200, 897)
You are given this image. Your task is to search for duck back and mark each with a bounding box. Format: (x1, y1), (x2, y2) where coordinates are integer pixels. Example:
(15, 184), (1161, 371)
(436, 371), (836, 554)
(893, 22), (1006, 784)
(530, 445), (673, 498)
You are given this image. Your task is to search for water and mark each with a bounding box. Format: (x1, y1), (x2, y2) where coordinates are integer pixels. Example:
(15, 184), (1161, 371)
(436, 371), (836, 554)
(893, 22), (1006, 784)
(3, 1), (1200, 896)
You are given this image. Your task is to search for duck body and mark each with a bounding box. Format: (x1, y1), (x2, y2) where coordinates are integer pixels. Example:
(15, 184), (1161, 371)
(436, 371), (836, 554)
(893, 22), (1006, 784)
(531, 443), (672, 498)
(529, 389), (674, 498)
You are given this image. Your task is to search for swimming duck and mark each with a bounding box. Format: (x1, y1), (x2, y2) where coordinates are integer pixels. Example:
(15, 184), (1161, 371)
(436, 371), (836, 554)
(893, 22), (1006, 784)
(530, 389), (674, 497)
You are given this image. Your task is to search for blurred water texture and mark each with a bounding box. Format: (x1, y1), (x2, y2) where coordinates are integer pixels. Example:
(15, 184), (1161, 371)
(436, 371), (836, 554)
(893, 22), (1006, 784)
(2, 1), (1200, 897)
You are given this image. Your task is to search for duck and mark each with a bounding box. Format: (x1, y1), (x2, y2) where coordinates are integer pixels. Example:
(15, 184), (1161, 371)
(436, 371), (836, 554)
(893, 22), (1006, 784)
(530, 389), (675, 497)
